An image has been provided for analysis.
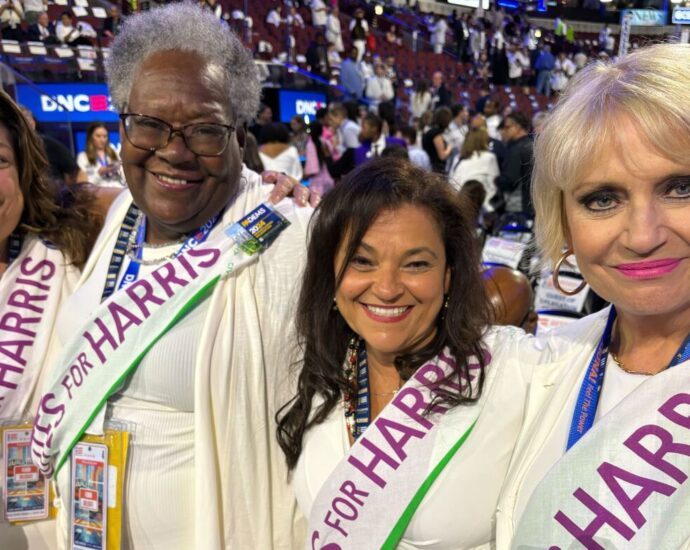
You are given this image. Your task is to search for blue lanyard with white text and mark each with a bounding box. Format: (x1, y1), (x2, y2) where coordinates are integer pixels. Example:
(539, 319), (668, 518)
(567, 307), (690, 450)
(8, 233), (22, 264)
(353, 345), (371, 440)
(115, 211), (220, 293)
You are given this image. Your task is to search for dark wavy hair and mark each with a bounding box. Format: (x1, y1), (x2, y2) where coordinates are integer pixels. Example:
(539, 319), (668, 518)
(2, 90), (101, 268)
(276, 158), (492, 470)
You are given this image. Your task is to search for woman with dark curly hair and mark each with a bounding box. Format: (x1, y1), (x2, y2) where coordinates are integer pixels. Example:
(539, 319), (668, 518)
(277, 158), (543, 549)
(0, 90), (104, 548)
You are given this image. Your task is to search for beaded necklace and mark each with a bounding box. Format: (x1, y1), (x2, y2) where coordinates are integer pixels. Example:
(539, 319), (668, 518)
(343, 337), (371, 441)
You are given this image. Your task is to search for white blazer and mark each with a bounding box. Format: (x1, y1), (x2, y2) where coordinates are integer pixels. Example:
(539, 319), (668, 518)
(495, 307), (690, 549)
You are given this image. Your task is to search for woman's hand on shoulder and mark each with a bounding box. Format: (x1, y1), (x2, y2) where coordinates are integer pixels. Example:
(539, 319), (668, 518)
(262, 170), (321, 208)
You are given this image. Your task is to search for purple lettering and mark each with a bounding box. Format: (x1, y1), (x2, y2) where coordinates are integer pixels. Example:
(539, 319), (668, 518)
(20, 257), (56, 280)
(598, 461), (675, 528)
(0, 339), (31, 366)
(61, 374), (74, 399)
(14, 277), (51, 292)
(0, 361), (22, 390)
(339, 480), (369, 506)
(0, 311), (38, 337)
(392, 387), (434, 429)
(554, 488), (635, 549)
(151, 263), (189, 298)
(125, 279), (165, 319)
(83, 318), (117, 364)
(177, 253), (200, 279)
(347, 437), (400, 488)
(8, 289), (47, 314)
(659, 393), (690, 430)
(323, 510), (348, 537)
(187, 246), (221, 268)
(108, 302), (142, 343)
(332, 497), (358, 520)
(625, 425), (690, 484)
(375, 416), (426, 461)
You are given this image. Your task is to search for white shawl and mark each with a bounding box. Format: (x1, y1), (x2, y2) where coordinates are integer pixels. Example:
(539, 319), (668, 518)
(48, 168), (309, 549)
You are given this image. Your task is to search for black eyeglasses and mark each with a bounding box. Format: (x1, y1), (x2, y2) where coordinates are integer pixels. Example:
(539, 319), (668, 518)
(119, 113), (236, 157)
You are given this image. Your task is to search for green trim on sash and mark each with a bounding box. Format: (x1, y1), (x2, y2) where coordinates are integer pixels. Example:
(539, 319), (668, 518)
(380, 419), (478, 550)
(54, 275), (221, 476)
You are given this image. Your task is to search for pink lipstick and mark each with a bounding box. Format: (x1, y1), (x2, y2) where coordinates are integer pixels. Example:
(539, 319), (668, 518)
(614, 259), (681, 279)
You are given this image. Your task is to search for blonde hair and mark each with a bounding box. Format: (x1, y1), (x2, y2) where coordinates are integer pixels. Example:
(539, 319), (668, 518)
(533, 43), (690, 266)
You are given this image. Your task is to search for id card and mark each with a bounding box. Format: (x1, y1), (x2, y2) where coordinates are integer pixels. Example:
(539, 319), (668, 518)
(70, 442), (108, 550)
(3, 427), (49, 521)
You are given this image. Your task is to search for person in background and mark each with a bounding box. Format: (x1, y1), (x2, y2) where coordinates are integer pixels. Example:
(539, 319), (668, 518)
(242, 131), (264, 174)
(324, 5), (343, 53)
(76, 122), (124, 188)
(449, 127), (499, 211)
(290, 115), (309, 162)
(55, 10), (91, 45)
(306, 31), (330, 79)
(444, 103), (469, 153)
(410, 78), (432, 122)
(259, 122), (304, 181)
(422, 106), (453, 173)
(310, 0), (327, 28)
(328, 101), (361, 156)
(349, 7), (369, 60)
(431, 70), (452, 108)
(286, 6), (304, 28)
(101, 4), (121, 41)
(430, 13), (448, 54)
(534, 43), (556, 97)
(483, 98), (502, 140)
(496, 112), (533, 214)
(338, 47), (365, 100)
(27, 10), (56, 43)
(364, 62), (395, 113)
(249, 102), (273, 142)
(399, 124), (431, 171)
(303, 121), (334, 195)
(0, 0), (24, 41)
(265, 5), (282, 28)
(21, 0), (44, 25)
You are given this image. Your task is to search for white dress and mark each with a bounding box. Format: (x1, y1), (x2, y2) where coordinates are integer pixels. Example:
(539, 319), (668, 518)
(259, 145), (303, 181)
(293, 326), (549, 549)
(449, 151), (500, 209)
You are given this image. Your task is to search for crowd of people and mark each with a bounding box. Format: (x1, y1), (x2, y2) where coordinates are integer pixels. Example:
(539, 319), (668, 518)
(2, 2), (690, 550)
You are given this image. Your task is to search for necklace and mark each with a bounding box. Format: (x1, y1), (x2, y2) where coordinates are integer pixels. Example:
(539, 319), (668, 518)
(125, 213), (187, 266)
(610, 350), (657, 376)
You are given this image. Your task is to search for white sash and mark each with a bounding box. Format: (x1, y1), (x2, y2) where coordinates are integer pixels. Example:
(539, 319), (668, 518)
(0, 237), (65, 420)
(308, 348), (496, 550)
(30, 203), (288, 479)
(513, 360), (690, 550)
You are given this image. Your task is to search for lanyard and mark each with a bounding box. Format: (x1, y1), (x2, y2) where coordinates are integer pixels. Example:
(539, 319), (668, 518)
(567, 307), (690, 450)
(101, 204), (220, 302)
(8, 233), (22, 264)
(353, 344), (371, 440)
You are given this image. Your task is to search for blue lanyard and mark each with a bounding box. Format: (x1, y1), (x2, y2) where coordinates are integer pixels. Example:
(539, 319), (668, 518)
(8, 233), (22, 264)
(353, 345), (371, 440)
(567, 307), (690, 450)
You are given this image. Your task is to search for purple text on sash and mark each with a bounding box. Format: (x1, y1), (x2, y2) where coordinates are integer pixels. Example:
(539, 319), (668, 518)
(311, 351), (491, 548)
(549, 392), (690, 550)
(30, 246), (220, 473)
(0, 257), (56, 411)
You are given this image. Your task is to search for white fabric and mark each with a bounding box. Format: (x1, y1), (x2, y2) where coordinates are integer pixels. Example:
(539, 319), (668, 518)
(0, 236), (78, 550)
(494, 307), (690, 549)
(76, 151), (125, 188)
(266, 9), (282, 27)
(410, 91), (432, 120)
(294, 326), (548, 549)
(45, 168), (310, 549)
(325, 13), (343, 52)
(431, 18), (447, 49)
(310, 0), (327, 26)
(485, 115), (502, 141)
(55, 21), (79, 44)
(365, 75), (394, 111)
(449, 151), (499, 209)
(0, 0), (23, 27)
(259, 146), (303, 181)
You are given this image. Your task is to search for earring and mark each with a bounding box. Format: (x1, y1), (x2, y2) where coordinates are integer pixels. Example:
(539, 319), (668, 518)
(552, 250), (587, 296)
(332, 298), (338, 311)
(440, 294), (449, 320)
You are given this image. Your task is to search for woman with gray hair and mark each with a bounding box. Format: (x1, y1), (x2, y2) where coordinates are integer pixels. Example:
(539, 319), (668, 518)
(30, 3), (309, 548)
(496, 43), (690, 549)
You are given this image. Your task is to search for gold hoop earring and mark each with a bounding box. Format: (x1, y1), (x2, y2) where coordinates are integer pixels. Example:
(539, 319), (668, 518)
(552, 250), (587, 296)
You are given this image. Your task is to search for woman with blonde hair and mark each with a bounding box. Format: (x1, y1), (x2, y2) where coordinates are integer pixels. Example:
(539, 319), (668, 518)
(449, 127), (499, 210)
(496, 43), (690, 549)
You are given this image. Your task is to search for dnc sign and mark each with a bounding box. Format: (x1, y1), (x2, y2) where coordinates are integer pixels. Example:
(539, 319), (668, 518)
(16, 83), (118, 123)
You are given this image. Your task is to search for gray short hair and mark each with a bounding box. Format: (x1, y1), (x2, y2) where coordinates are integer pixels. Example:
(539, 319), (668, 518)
(106, 2), (260, 123)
